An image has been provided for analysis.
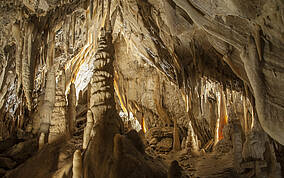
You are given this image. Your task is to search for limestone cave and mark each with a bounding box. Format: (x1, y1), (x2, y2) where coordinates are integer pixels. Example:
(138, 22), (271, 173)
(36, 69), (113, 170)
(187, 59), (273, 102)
(0, 0), (284, 177)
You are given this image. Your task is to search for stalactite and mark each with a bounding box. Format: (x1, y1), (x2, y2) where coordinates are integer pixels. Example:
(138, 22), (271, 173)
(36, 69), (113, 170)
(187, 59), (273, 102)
(154, 76), (172, 126)
(83, 110), (94, 149)
(65, 16), (71, 56)
(73, 150), (82, 178)
(243, 90), (248, 134)
(155, 99), (172, 126)
(47, 30), (55, 68)
(72, 15), (76, 48)
(22, 22), (34, 111)
(85, 10), (89, 44)
(90, 0), (94, 19)
(223, 55), (250, 85)
(0, 58), (7, 91)
(173, 118), (181, 151)
(12, 22), (23, 94)
(68, 83), (76, 137)
(0, 85), (8, 109)
(141, 116), (147, 133)
(218, 87), (228, 140)
(114, 77), (128, 113)
(252, 24), (262, 62)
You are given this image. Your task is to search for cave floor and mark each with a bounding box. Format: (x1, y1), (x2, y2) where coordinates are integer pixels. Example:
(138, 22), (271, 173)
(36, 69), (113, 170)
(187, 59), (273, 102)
(149, 149), (236, 178)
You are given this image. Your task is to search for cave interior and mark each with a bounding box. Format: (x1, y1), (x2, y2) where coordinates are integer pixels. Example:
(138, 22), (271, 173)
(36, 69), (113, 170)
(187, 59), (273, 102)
(0, 0), (284, 178)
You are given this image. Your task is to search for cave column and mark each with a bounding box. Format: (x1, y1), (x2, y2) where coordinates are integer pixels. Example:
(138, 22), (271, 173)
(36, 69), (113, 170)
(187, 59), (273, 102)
(38, 27), (56, 147)
(83, 18), (124, 177)
(48, 69), (68, 143)
(89, 22), (121, 127)
(67, 82), (76, 137)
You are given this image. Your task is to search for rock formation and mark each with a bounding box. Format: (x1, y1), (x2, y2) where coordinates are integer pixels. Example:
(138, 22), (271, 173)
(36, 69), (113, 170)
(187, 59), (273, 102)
(0, 0), (284, 177)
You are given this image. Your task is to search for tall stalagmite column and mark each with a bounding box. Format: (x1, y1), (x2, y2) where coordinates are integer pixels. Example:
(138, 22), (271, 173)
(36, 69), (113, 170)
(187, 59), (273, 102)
(68, 83), (76, 137)
(89, 25), (117, 123)
(73, 150), (82, 178)
(40, 66), (56, 135)
(83, 110), (94, 149)
(173, 118), (181, 151)
(83, 19), (123, 177)
(49, 69), (67, 143)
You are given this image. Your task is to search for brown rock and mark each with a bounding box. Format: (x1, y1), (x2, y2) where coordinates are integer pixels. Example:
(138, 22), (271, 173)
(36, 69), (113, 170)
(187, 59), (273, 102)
(0, 157), (16, 169)
(168, 160), (182, 178)
(156, 138), (173, 152)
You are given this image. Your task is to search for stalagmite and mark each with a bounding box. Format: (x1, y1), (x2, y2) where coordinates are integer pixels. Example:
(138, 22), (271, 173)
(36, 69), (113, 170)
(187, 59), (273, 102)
(186, 121), (200, 155)
(44, 67), (56, 107)
(87, 83), (91, 109)
(73, 150), (82, 178)
(38, 132), (45, 151)
(231, 119), (243, 173)
(89, 25), (118, 125)
(40, 66), (56, 135)
(78, 90), (83, 105)
(32, 95), (44, 134)
(83, 110), (94, 149)
(173, 118), (181, 151)
(68, 83), (76, 136)
(83, 17), (126, 177)
(48, 69), (67, 143)
(32, 111), (40, 134)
